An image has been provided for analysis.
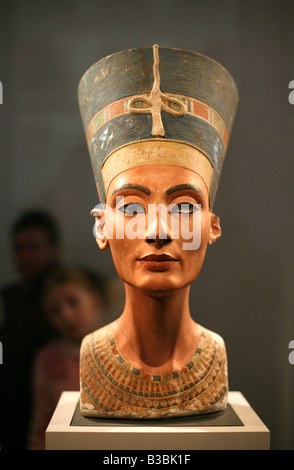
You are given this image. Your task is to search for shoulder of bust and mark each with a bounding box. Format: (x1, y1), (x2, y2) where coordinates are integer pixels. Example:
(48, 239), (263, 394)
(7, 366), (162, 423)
(198, 324), (227, 348)
(81, 323), (112, 350)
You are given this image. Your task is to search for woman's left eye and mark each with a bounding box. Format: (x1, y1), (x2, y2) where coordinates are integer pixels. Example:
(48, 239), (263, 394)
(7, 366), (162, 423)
(118, 202), (145, 215)
(171, 203), (199, 214)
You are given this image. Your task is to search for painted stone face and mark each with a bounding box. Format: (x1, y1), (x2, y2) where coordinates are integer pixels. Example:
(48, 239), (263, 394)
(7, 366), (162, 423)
(95, 164), (221, 293)
(78, 45), (237, 419)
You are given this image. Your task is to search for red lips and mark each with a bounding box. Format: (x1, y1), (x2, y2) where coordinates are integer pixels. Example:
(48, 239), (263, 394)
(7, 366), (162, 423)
(138, 254), (178, 271)
(140, 254), (177, 261)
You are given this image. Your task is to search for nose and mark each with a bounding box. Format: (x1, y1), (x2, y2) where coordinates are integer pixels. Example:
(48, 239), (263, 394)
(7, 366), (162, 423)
(145, 205), (172, 246)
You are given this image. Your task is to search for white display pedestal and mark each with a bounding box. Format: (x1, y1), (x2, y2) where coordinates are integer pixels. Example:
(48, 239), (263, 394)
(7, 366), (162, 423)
(45, 391), (270, 450)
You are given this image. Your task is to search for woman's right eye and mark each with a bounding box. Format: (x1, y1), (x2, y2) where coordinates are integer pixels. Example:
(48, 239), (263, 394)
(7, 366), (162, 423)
(118, 202), (146, 215)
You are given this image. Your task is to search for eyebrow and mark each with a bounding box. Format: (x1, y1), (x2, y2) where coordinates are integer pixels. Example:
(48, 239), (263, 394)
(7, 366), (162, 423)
(111, 183), (151, 197)
(166, 184), (205, 198)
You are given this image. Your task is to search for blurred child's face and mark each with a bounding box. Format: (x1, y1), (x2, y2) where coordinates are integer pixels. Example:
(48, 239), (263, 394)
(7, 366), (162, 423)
(45, 283), (101, 343)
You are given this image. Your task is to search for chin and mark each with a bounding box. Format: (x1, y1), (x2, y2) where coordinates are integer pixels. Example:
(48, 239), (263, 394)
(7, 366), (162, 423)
(126, 273), (194, 294)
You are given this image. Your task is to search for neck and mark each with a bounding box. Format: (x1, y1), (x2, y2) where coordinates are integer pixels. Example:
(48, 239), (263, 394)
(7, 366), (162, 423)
(112, 284), (200, 374)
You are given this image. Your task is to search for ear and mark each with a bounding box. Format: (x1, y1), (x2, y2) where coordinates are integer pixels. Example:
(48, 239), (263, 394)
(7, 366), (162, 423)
(91, 206), (109, 251)
(208, 213), (221, 245)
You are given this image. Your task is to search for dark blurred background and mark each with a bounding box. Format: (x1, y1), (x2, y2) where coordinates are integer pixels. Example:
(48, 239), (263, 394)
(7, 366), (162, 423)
(0, 0), (293, 450)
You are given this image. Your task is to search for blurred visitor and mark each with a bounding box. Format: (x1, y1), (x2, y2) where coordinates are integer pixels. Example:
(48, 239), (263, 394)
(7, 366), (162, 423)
(28, 266), (106, 450)
(0, 209), (62, 450)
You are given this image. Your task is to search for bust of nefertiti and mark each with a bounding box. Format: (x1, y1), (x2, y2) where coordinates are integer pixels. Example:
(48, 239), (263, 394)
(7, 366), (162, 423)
(78, 45), (238, 419)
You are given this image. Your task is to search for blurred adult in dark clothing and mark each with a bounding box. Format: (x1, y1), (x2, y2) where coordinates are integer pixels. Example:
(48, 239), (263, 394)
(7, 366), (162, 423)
(0, 210), (62, 449)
